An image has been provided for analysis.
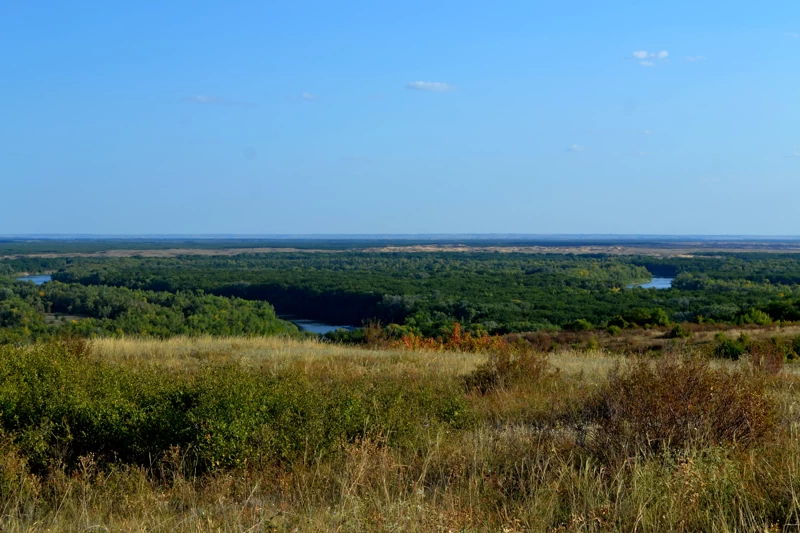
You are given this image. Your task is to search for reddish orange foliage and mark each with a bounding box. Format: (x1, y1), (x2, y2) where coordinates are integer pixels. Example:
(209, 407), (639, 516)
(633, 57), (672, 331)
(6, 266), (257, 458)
(389, 322), (518, 354)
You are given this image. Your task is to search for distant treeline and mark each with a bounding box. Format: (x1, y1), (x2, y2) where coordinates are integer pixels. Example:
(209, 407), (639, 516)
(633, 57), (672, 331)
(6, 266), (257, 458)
(9, 252), (799, 338)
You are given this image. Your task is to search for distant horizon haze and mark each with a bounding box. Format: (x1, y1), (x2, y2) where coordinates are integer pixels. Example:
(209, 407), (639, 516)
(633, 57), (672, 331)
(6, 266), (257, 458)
(3, 234), (800, 241)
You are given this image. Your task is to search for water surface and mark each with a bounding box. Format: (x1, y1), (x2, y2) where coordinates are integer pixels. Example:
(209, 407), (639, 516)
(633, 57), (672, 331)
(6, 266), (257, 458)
(627, 277), (674, 290)
(15, 274), (52, 285)
(281, 316), (357, 335)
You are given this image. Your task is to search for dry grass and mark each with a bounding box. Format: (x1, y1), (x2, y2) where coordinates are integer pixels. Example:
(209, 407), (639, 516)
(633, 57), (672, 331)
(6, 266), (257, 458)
(1, 336), (799, 531)
(90, 335), (485, 380)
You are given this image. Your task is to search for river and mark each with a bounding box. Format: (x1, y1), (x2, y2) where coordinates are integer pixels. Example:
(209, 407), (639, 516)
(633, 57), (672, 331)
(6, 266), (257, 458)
(15, 274), (52, 285)
(627, 277), (674, 290)
(279, 316), (357, 335)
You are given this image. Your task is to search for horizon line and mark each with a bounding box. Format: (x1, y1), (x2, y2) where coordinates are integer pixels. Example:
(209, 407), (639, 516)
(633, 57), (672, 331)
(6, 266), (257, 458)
(3, 233), (800, 240)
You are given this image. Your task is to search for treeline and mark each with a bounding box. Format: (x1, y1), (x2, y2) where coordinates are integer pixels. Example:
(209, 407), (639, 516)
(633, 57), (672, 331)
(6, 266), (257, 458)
(22, 252), (800, 336)
(0, 278), (296, 344)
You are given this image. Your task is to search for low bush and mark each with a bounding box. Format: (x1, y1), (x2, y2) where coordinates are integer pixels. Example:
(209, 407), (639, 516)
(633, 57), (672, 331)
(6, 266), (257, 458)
(665, 324), (692, 339)
(586, 356), (776, 458)
(563, 319), (594, 332)
(747, 340), (785, 375)
(464, 348), (550, 394)
(0, 341), (470, 473)
(713, 333), (748, 360)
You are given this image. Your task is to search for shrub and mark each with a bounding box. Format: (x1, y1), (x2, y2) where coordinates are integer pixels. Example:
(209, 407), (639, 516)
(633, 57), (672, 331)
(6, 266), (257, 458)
(586, 357), (776, 458)
(464, 348), (550, 394)
(608, 315), (629, 329)
(606, 325), (622, 336)
(563, 319), (593, 332)
(747, 340), (785, 375)
(713, 333), (747, 360)
(665, 324), (692, 339)
(740, 308), (772, 326)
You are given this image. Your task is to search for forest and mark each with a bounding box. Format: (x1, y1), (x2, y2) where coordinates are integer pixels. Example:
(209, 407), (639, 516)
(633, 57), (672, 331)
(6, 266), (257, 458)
(0, 276), (296, 343)
(4, 250), (800, 342)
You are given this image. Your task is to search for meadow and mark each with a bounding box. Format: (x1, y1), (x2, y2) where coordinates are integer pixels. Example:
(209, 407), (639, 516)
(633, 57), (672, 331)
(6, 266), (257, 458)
(0, 335), (798, 532)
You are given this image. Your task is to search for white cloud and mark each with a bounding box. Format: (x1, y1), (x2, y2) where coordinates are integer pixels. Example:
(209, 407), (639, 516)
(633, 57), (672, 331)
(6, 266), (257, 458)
(406, 81), (456, 93)
(785, 147), (800, 158)
(187, 95), (216, 104)
(684, 55), (705, 62)
(566, 144), (585, 153)
(299, 92), (317, 101)
(183, 95), (256, 107)
(631, 50), (669, 67)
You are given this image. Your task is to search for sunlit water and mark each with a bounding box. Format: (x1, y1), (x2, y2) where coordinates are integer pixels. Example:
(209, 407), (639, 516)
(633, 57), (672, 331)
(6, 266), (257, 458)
(280, 316), (357, 335)
(627, 277), (674, 290)
(15, 274), (52, 285)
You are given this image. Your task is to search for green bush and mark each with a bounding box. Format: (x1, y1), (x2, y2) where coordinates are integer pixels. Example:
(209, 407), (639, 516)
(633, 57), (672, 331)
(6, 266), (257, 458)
(740, 308), (772, 326)
(0, 342), (470, 473)
(563, 319), (593, 332)
(665, 324), (692, 339)
(713, 334), (747, 360)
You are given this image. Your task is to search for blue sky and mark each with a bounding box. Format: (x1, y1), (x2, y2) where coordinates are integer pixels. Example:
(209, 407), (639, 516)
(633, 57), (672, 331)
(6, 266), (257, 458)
(1, 1), (798, 235)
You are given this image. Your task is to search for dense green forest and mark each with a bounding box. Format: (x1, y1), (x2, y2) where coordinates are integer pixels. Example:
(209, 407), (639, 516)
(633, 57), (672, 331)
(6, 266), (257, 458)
(4, 251), (800, 342)
(0, 276), (296, 343)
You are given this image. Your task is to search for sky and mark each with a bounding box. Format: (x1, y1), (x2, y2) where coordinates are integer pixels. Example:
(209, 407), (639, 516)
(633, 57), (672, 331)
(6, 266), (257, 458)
(1, 1), (799, 235)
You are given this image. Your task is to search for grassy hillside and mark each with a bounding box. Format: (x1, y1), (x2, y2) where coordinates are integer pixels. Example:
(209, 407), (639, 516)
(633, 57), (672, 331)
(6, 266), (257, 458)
(0, 336), (798, 531)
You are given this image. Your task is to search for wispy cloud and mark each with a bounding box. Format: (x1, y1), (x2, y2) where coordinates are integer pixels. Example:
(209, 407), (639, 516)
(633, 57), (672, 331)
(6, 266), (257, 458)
(406, 81), (456, 93)
(632, 129), (653, 135)
(183, 95), (256, 108)
(786, 32), (800, 39)
(298, 92), (318, 101)
(631, 50), (669, 66)
(684, 55), (705, 62)
(566, 145), (585, 153)
(784, 147), (800, 158)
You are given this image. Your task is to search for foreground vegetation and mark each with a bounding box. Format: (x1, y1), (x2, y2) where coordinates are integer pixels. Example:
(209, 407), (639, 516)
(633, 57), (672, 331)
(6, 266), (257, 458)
(1, 336), (799, 531)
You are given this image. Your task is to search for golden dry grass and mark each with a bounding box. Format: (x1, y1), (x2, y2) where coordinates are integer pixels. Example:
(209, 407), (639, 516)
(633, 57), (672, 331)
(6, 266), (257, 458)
(90, 335), (487, 380)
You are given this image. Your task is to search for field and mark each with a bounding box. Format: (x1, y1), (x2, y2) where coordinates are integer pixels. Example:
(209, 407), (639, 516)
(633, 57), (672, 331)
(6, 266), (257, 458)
(0, 335), (798, 532)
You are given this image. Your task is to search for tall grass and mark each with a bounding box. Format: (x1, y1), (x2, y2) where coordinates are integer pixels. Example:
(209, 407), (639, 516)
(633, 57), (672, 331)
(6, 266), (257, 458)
(0, 336), (798, 531)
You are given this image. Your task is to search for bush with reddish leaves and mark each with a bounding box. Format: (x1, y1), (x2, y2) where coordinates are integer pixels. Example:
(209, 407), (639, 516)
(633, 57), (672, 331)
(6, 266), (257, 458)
(587, 357), (776, 458)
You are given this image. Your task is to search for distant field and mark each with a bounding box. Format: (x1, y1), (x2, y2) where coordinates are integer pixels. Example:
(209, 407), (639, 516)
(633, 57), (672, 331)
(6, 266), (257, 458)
(4, 236), (800, 259)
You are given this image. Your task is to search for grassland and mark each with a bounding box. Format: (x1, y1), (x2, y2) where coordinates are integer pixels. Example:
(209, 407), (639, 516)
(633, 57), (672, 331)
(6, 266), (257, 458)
(0, 335), (798, 532)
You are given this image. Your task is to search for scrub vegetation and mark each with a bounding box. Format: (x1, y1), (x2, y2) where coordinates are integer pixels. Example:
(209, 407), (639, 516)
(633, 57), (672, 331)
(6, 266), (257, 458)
(0, 336), (797, 531)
